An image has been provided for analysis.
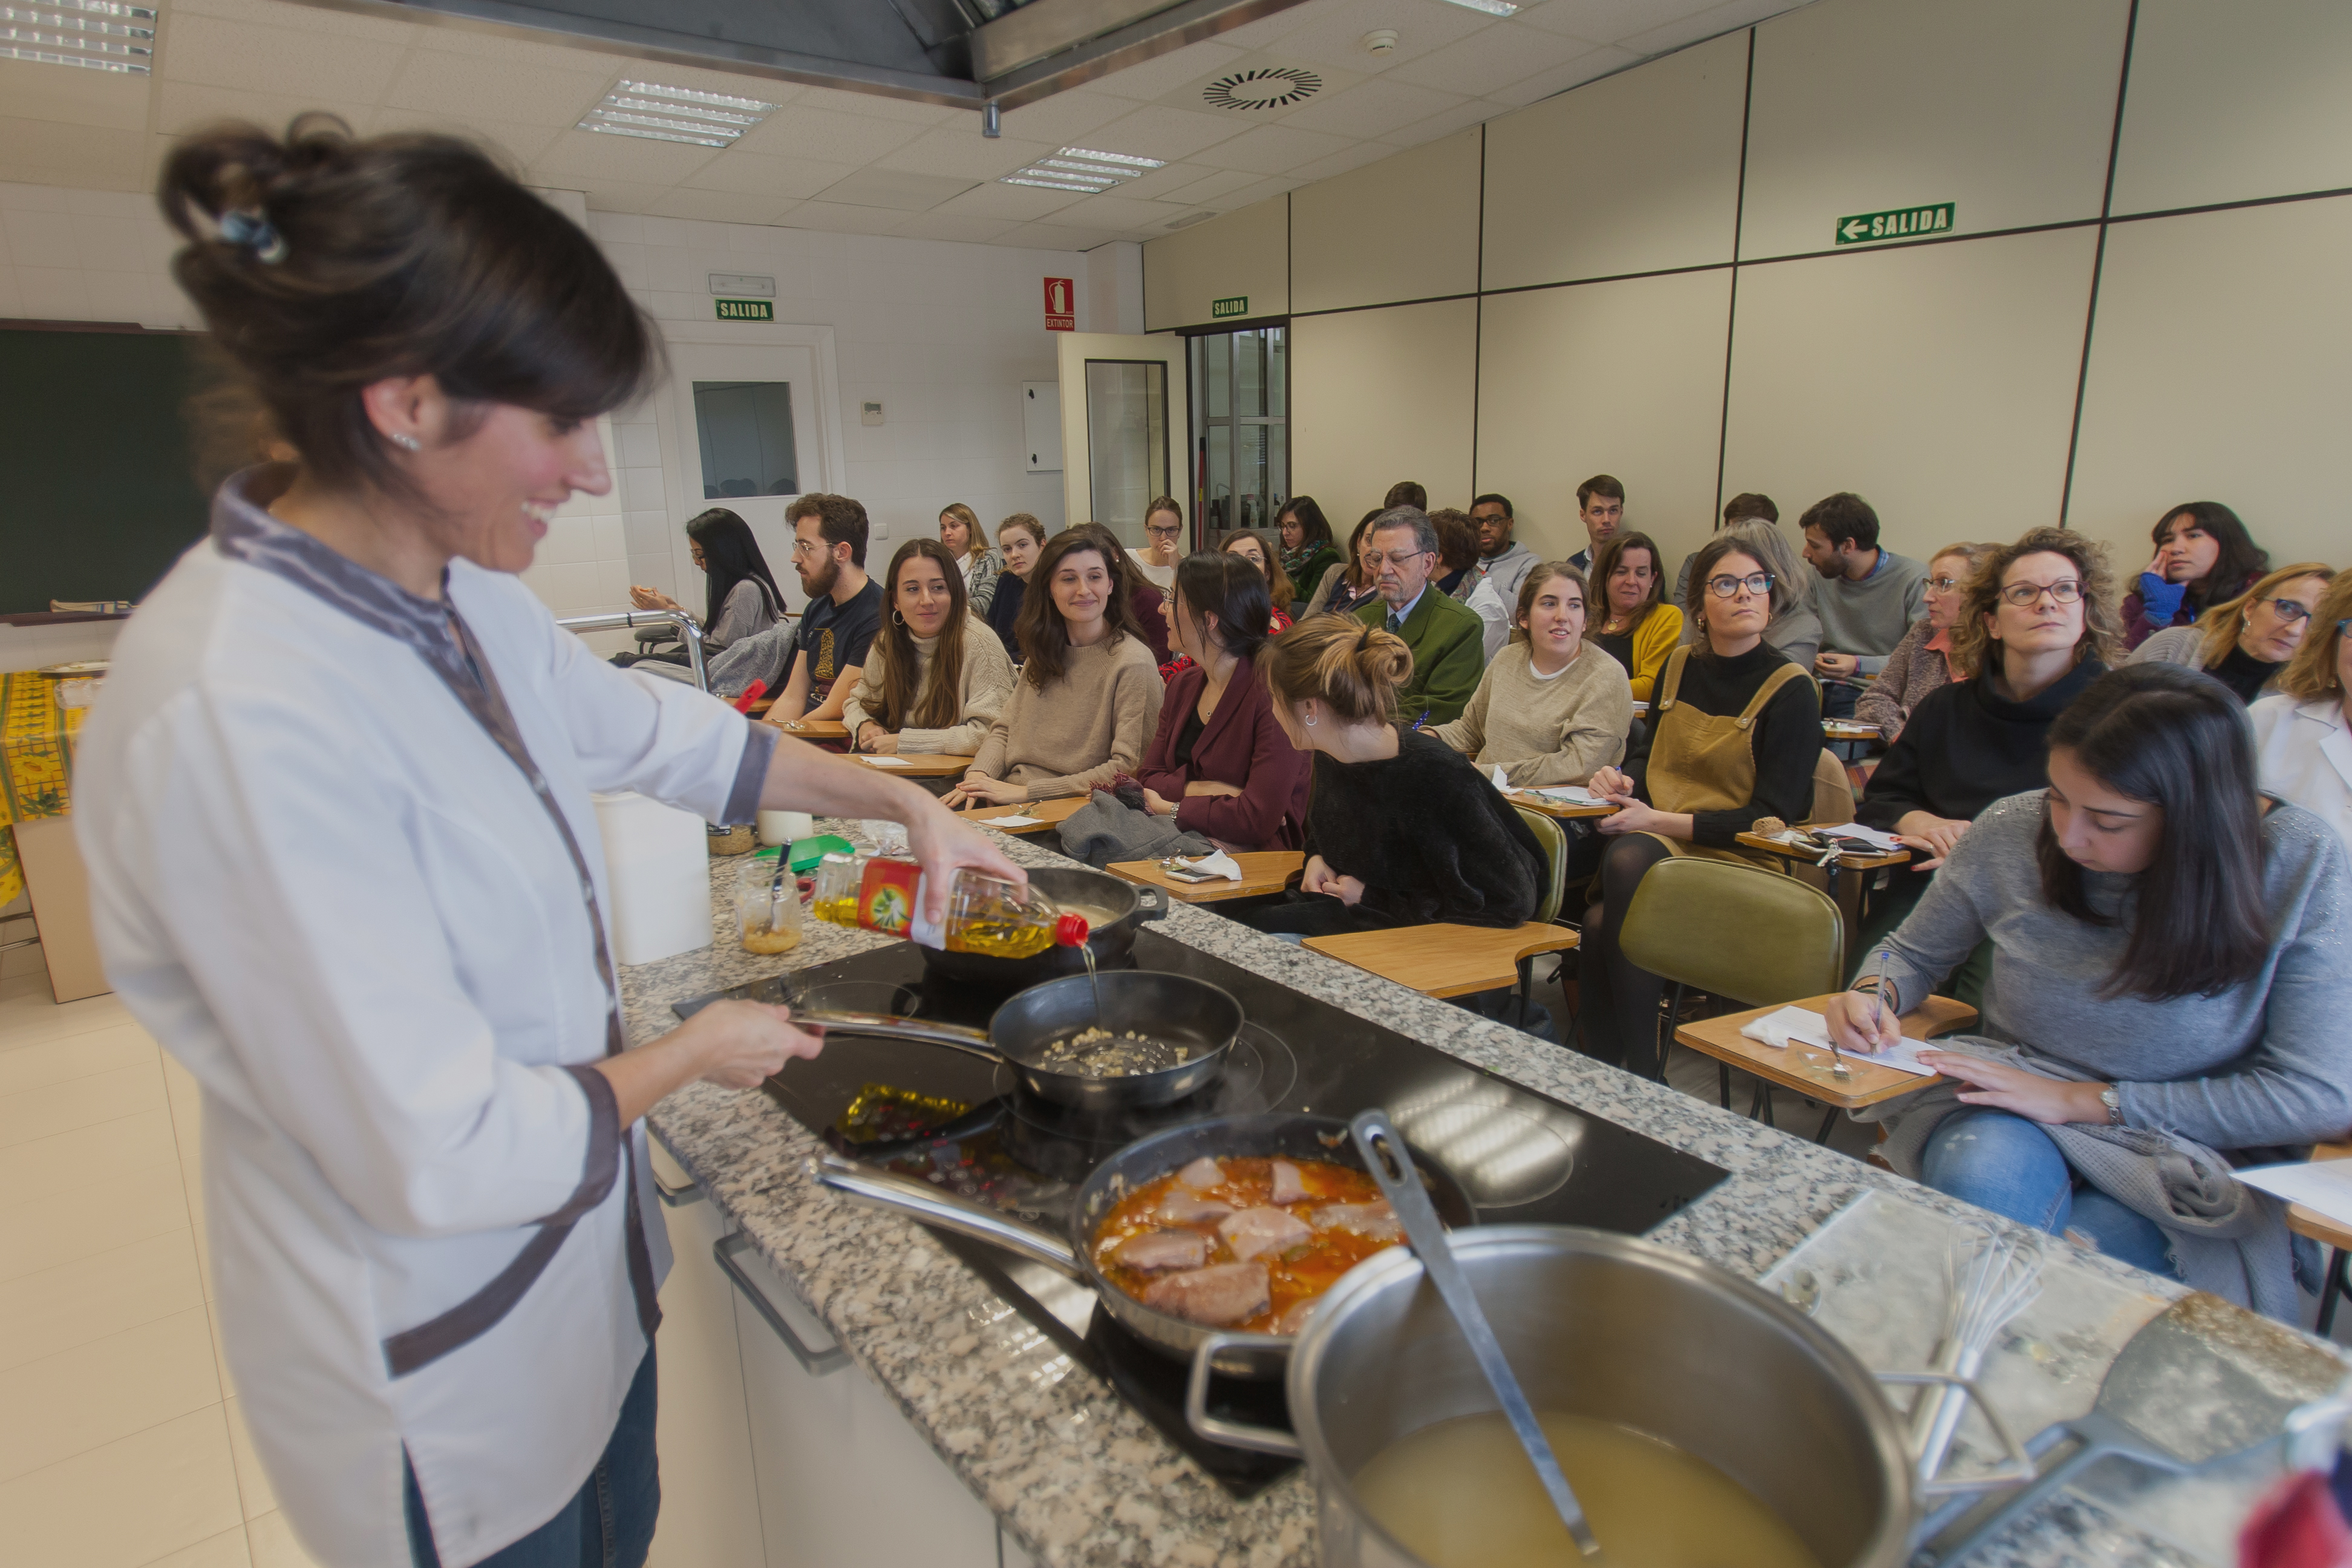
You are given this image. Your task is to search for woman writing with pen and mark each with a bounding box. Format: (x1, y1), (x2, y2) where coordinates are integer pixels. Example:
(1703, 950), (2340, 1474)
(1824, 664), (2352, 1320)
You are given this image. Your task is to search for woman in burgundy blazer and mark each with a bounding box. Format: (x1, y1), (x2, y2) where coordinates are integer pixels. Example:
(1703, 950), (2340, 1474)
(1137, 554), (1309, 852)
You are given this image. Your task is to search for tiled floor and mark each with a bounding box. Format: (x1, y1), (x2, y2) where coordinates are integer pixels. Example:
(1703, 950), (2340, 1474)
(0, 964), (322, 1568)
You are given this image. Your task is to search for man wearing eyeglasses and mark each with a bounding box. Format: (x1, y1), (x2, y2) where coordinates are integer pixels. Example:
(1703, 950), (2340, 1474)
(1800, 492), (1927, 720)
(1354, 506), (1487, 726)
(768, 493), (880, 725)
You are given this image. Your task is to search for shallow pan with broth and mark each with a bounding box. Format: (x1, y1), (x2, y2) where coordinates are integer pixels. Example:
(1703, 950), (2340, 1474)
(813, 1113), (1477, 1379)
(795, 969), (1244, 1112)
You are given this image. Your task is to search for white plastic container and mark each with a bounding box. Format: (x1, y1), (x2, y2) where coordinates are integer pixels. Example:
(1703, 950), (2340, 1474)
(592, 791), (713, 964)
(757, 809), (815, 847)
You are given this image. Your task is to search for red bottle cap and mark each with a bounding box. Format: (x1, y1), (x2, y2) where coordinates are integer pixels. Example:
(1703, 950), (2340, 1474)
(1053, 912), (1089, 947)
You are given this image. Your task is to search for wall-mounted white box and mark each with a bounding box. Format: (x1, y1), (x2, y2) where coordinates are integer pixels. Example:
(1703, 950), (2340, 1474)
(1022, 382), (1062, 472)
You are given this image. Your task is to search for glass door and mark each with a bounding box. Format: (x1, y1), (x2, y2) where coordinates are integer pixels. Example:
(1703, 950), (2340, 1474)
(1054, 333), (1191, 554)
(1189, 326), (1287, 543)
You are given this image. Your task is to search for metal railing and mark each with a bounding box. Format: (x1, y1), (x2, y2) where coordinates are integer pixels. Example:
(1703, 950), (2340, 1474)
(555, 609), (707, 691)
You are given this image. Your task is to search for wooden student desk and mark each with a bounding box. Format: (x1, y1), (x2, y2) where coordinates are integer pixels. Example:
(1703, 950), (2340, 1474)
(1674, 991), (1976, 1144)
(957, 797), (1084, 834)
(1302, 921), (1579, 1001)
(851, 752), (970, 779)
(1107, 852), (1305, 905)
(768, 717), (848, 740)
(1504, 791), (1619, 822)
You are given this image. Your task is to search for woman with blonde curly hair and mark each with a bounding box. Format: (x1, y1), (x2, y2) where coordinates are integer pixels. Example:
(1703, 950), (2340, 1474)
(2249, 571), (2352, 850)
(1852, 527), (2117, 975)
(2128, 561), (2334, 705)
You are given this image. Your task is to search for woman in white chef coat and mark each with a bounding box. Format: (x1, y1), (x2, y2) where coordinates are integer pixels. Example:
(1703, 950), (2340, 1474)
(73, 116), (1022, 1568)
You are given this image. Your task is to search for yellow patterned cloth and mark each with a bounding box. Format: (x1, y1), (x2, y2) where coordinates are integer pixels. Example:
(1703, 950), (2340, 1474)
(2, 671), (85, 826)
(0, 824), (19, 907)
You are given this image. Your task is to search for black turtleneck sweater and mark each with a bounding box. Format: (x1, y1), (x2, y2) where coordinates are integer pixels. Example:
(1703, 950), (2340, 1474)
(2210, 645), (2282, 706)
(1301, 729), (1547, 928)
(1627, 641), (1821, 848)
(1858, 659), (2106, 829)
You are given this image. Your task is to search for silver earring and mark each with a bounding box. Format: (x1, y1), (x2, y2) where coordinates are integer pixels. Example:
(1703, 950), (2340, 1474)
(1304, 711), (1318, 727)
(390, 432), (421, 452)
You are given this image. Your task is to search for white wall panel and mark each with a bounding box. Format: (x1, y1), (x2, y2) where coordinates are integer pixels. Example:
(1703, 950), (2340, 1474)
(2111, 0), (2352, 217)
(1475, 270), (1733, 570)
(1291, 298), (1479, 534)
(1292, 131), (1480, 315)
(1142, 195), (1287, 331)
(1481, 30), (1748, 292)
(2066, 196), (2352, 576)
(1721, 228), (2097, 557)
(1741, 0), (2129, 258)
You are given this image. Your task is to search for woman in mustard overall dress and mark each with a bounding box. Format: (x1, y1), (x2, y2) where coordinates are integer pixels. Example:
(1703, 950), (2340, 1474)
(1577, 536), (1825, 1074)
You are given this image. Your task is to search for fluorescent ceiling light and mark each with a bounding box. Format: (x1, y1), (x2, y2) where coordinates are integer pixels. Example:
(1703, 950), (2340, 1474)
(0, 0), (154, 73)
(999, 145), (1166, 195)
(578, 79), (777, 149)
(1437, 0), (1519, 14)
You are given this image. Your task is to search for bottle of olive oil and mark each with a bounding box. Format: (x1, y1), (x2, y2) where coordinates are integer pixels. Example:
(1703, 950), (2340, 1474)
(809, 854), (1087, 957)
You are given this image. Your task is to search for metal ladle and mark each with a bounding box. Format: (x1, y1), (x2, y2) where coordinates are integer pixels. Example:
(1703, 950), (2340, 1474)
(1350, 1108), (1602, 1558)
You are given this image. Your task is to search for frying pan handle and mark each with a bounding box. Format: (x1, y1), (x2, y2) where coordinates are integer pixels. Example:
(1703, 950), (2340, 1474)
(807, 1152), (1082, 1278)
(790, 1011), (998, 1059)
(1184, 1333), (1302, 1457)
(1130, 884), (1171, 923)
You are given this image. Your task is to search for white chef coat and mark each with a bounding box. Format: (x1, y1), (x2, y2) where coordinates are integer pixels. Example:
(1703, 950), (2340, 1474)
(74, 470), (773, 1568)
(2251, 693), (2352, 853)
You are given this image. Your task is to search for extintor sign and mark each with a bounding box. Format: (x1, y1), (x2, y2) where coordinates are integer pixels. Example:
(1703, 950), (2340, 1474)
(1044, 276), (1075, 332)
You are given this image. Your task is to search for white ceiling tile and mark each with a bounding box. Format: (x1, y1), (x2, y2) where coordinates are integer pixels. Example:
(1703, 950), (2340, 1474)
(154, 80), (324, 138)
(1088, 38), (1251, 100)
(778, 200), (916, 236)
(815, 168), (981, 212)
(1277, 76), (1466, 139)
(529, 128), (719, 186)
(1091, 160), (1217, 201)
(733, 105), (930, 165)
(682, 151), (860, 201)
(1028, 192), (1186, 230)
(1205, 0), (1340, 53)
(169, 0), (419, 45)
(1386, 20), (1606, 95)
(991, 89), (1133, 145)
(360, 109), (563, 166)
(1186, 122), (1356, 175)
(1286, 139), (1409, 184)
(0, 53), (151, 132)
(384, 49), (612, 125)
(790, 84), (959, 125)
(1617, 0), (1782, 56)
(1153, 166), (1266, 206)
(1514, 0), (1719, 44)
(162, 13), (411, 101)
(890, 212), (1020, 244)
(1376, 96), (1510, 147)
(1485, 44), (1641, 105)
(646, 188), (794, 226)
(1080, 104), (1250, 162)
(871, 126), (1050, 180)
(572, 177), (675, 215)
(0, 121), (151, 191)
(1249, 0), (1494, 75)
(992, 220), (1114, 250)
(930, 181), (1088, 221)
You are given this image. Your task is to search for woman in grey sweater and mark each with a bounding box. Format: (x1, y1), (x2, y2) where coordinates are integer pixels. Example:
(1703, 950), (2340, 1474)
(1829, 663), (2352, 1319)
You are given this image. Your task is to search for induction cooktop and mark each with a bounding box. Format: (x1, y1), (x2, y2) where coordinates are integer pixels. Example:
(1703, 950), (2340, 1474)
(679, 931), (1728, 1495)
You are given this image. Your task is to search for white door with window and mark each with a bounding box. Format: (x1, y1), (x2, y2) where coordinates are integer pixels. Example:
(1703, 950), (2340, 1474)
(1055, 332), (1191, 553)
(650, 322), (849, 613)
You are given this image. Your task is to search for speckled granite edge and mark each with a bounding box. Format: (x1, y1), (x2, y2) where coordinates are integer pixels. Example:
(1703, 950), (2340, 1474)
(632, 824), (2190, 1568)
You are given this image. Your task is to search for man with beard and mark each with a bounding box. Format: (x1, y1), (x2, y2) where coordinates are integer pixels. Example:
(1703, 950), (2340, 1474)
(770, 492), (882, 723)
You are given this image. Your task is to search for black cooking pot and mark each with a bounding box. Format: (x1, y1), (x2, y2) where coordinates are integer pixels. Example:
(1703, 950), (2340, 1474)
(919, 865), (1169, 987)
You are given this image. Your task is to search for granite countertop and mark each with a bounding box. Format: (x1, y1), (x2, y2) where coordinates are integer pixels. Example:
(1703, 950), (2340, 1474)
(635, 823), (2209, 1568)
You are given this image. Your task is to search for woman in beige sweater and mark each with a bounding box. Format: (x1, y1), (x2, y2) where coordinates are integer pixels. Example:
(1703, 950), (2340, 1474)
(946, 527), (1165, 805)
(1436, 562), (1631, 786)
(843, 538), (1014, 756)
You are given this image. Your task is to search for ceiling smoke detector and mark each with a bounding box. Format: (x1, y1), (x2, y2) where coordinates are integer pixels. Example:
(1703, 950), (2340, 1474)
(1201, 65), (1322, 112)
(1362, 29), (1398, 54)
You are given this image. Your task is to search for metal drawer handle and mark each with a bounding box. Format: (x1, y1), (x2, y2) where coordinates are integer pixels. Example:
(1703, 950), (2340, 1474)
(647, 1131), (704, 1208)
(714, 1232), (848, 1376)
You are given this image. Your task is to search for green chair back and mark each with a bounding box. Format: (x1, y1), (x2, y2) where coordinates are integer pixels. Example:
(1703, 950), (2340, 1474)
(1618, 855), (1844, 1007)
(1512, 804), (1569, 927)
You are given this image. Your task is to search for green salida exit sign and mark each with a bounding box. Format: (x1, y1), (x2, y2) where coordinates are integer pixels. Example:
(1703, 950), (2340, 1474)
(1836, 203), (1955, 246)
(1211, 295), (1249, 319)
(715, 298), (774, 322)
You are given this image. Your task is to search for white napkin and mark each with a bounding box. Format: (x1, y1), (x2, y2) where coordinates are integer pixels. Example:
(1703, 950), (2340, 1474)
(1175, 851), (1244, 882)
(1737, 1005), (1939, 1077)
(1491, 764), (1512, 792)
(981, 814), (1045, 829)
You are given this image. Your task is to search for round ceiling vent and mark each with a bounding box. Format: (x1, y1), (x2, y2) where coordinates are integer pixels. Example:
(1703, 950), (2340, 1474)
(1201, 66), (1322, 112)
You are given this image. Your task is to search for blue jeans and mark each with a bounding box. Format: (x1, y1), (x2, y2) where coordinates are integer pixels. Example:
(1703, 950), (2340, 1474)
(407, 1346), (659, 1568)
(1919, 1109), (2181, 1279)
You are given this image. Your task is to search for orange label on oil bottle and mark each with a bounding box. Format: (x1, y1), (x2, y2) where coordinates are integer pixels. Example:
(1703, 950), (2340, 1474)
(857, 860), (920, 935)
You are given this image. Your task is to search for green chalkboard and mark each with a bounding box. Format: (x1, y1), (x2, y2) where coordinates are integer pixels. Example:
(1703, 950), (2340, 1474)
(0, 326), (214, 615)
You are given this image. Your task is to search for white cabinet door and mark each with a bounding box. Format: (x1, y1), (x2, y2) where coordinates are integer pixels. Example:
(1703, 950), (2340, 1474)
(727, 1238), (998, 1568)
(646, 1141), (768, 1568)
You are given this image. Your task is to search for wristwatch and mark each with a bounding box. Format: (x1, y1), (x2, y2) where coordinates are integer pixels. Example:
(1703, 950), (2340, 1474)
(2099, 1086), (2123, 1126)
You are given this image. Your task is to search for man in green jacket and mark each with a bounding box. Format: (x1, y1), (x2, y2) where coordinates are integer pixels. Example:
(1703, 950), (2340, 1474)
(1354, 506), (1487, 726)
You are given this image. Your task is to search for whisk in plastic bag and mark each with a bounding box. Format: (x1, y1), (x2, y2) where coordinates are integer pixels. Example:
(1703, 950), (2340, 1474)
(1912, 1222), (2045, 1482)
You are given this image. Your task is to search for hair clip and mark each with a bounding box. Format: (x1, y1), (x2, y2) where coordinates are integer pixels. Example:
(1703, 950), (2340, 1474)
(219, 209), (288, 265)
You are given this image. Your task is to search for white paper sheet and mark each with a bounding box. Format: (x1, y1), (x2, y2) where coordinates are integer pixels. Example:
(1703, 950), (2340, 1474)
(1530, 784), (1601, 803)
(860, 756), (909, 767)
(979, 814), (1044, 829)
(1175, 851), (1244, 882)
(2236, 1160), (2352, 1229)
(1737, 1004), (1942, 1076)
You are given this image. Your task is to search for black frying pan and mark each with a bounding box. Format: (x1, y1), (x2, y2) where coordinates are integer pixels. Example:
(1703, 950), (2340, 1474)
(813, 1112), (1478, 1378)
(796, 969), (1243, 1113)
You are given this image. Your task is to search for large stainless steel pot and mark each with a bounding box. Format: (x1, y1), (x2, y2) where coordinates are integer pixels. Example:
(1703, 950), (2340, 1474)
(813, 1112), (1478, 1379)
(1186, 1226), (2030, 1567)
(920, 866), (1169, 987)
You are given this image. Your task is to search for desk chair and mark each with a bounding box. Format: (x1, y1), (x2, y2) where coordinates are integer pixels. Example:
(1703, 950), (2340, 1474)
(1617, 856), (1846, 1120)
(2292, 1142), (2352, 1333)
